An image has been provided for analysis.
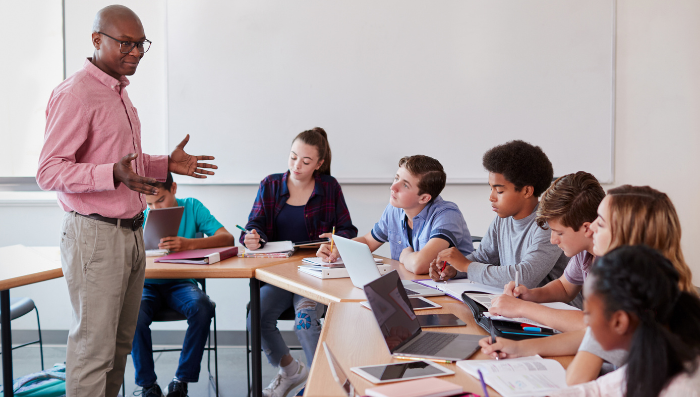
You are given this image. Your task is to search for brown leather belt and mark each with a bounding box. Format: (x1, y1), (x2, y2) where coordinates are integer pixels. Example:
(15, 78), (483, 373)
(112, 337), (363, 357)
(77, 212), (145, 231)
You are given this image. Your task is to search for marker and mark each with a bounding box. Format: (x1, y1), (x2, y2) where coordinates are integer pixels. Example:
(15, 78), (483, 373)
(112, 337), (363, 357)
(236, 225), (267, 243)
(327, 226), (336, 263)
(522, 326), (542, 332)
(477, 369), (490, 397)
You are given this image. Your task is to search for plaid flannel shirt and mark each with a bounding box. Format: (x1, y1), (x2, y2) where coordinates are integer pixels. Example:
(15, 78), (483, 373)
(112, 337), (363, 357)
(240, 172), (358, 247)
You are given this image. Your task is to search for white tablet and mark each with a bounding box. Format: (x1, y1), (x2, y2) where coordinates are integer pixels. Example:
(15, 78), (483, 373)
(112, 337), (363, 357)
(350, 360), (454, 384)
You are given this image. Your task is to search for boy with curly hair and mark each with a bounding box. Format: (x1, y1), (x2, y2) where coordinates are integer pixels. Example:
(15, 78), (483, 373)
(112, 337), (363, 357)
(429, 140), (570, 294)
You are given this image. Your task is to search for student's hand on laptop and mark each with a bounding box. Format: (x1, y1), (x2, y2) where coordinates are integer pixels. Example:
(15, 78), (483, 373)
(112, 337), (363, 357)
(428, 260), (457, 281)
(316, 242), (340, 263)
(503, 281), (531, 299)
(435, 247), (469, 268)
(244, 229), (262, 250)
(479, 336), (521, 360)
(159, 236), (191, 252)
(489, 294), (525, 318)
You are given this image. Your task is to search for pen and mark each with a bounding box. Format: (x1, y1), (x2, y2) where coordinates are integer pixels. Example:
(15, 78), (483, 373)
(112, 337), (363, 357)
(328, 226), (335, 263)
(440, 260), (448, 284)
(236, 224), (267, 243)
(489, 318), (500, 360)
(393, 355), (454, 364)
(477, 369), (490, 397)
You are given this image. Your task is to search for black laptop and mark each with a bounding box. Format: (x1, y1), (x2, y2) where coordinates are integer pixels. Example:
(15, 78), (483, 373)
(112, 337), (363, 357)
(363, 270), (482, 361)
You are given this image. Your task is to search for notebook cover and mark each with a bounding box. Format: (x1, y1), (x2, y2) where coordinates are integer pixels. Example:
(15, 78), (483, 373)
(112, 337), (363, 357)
(365, 377), (462, 397)
(154, 246), (238, 263)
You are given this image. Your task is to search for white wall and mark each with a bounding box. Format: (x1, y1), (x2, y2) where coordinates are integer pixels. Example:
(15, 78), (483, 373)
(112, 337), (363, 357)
(2, 0), (699, 332)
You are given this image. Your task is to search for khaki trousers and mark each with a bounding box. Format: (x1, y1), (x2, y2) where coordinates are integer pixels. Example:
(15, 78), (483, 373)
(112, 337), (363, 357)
(60, 212), (146, 397)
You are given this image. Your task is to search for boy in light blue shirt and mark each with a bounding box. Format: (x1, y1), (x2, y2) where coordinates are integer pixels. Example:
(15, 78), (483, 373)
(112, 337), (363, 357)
(318, 155), (473, 274)
(133, 172), (235, 397)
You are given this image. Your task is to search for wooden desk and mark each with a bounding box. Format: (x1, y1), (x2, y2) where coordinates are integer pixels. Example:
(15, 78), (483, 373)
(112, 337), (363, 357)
(255, 256), (418, 304)
(305, 301), (574, 397)
(24, 246), (305, 397)
(0, 245), (64, 397)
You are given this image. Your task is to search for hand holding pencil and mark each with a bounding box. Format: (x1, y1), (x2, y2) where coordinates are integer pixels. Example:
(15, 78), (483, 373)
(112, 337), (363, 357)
(316, 226), (340, 263)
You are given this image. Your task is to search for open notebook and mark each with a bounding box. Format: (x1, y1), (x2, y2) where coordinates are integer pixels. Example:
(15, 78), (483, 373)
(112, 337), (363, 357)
(457, 356), (568, 397)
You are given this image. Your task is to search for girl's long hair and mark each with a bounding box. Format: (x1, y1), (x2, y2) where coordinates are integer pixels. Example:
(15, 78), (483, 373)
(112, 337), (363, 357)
(590, 245), (700, 397)
(606, 185), (695, 294)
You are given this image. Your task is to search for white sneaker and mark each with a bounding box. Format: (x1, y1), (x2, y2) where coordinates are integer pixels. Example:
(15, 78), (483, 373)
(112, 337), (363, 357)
(263, 360), (309, 397)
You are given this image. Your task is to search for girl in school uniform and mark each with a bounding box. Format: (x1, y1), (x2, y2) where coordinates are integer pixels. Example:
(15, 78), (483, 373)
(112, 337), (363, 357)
(242, 128), (358, 397)
(551, 245), (700, 397)
(480, 184), (696, 385)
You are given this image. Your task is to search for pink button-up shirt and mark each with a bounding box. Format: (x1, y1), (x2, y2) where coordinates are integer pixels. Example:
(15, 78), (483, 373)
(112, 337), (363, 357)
(37, 59), (167, 219)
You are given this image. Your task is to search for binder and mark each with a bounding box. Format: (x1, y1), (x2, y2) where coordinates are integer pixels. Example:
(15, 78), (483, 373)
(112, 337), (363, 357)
(298, 264), (392, 279)
(154, 246), (239, 265)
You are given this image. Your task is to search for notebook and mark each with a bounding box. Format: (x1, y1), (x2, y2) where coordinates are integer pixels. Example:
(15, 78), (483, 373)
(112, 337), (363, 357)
(413, 279), (504, 298)
(365, 377), (463, 397)
(457, 356), (568, 397)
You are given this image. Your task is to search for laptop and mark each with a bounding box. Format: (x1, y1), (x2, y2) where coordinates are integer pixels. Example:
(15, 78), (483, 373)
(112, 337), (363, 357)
(143, 207), (185, 251)
(323, 342), (356, 397)
(331, 235), (444, 297)
(364, 270), (482, 361)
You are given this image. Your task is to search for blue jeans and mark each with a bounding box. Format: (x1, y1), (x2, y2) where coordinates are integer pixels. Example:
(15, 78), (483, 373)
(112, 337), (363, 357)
(131, 282), (215, 386)
(247, 284), (325, 367)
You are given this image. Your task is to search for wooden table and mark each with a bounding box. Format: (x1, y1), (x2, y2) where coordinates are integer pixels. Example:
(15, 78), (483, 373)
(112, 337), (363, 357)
(0, 245), (63, 397)
(304, 301), (574, 397)
(23, 246), (305, 397)
(255, 256), (418, 304)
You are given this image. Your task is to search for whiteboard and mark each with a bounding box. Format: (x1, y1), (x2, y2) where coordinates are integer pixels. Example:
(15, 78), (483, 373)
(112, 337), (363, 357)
(167, 0), (614, 184)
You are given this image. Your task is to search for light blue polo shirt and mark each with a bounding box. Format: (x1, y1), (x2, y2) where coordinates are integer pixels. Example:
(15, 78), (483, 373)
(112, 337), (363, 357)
(370, 196), (474, 261)
(144, 197), (224, 284)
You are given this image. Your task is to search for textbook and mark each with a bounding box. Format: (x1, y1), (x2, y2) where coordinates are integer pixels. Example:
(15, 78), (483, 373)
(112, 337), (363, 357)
(154, 246), (238, 265)
(457, 356), (568, 397)
(298, 263), (392, 279)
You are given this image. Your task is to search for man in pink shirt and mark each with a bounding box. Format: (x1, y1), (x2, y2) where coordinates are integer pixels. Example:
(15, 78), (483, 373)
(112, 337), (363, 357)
(36, 6), (216, 397)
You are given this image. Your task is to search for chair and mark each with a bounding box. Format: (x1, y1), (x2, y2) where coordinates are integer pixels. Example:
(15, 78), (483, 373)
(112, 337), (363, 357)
(122, 279), (219, 396)
(0, 297), (44, 370)
(471, 235), (482, 244)
(245, 303), (304, 397)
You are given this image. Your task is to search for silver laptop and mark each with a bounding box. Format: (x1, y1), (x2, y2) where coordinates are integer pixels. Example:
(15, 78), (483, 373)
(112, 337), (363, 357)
(364, 270), (482, 362)
(323, 342), (356, 397)
(332, 235), (444, 297)
(143, 207), (185, 250)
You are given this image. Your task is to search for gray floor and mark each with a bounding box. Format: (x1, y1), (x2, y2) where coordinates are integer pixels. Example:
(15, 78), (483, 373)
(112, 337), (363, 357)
(5, 345), (308, 397)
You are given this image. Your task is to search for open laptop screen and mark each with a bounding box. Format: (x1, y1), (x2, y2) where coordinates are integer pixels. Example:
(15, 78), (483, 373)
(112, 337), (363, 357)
(363, 270), (422, 353)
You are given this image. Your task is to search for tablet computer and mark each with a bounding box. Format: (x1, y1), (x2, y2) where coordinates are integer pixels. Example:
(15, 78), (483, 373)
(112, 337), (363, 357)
(143, 207), (185, 250)
(293, 238), (330, 248)
(417, 313), (466, 328)
(351, 360), (454, 384)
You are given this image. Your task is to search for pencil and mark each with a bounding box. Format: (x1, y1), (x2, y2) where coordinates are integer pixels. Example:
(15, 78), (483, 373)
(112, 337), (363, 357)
(328, 226), (336, 263)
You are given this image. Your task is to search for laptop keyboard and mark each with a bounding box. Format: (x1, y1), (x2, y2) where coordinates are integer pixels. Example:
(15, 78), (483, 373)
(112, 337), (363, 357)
(403, 332), (459, 356)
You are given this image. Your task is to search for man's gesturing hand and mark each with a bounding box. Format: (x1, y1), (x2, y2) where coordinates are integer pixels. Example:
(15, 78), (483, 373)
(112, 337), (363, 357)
(113, 153), (159, 195)
(168, 134), (218, 178)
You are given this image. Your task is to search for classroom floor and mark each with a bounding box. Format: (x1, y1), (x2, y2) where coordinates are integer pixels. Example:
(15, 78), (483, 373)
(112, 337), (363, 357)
(7, 345), (308, 397)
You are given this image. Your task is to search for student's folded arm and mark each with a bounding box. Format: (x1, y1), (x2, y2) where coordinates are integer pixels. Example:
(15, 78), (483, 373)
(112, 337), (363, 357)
(566, 351), (605, 386)
(190, 227), (235, 250)
(333, 184), (359, 239)
(401, 238), (450, 275)
(37, 92), (117, 193)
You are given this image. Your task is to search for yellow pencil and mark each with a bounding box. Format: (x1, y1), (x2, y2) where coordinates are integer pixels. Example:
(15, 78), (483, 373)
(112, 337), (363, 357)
(329, 226), (336, 262)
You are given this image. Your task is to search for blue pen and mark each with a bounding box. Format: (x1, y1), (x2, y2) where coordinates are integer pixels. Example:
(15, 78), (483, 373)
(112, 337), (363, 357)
(477, 369), (490, 397)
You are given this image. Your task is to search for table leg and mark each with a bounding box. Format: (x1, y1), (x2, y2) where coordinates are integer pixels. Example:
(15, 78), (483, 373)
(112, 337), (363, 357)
(1, 289), (14, 397)
(250, 278), (262, 397)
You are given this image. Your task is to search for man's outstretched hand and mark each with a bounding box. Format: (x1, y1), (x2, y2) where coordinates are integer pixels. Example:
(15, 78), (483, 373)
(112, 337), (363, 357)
(168, 134), (218, 178)
(113, 153), (159, 195)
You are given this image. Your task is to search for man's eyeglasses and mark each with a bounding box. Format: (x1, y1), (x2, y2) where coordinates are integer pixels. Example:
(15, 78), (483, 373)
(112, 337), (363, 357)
(98, 32), (152, 54)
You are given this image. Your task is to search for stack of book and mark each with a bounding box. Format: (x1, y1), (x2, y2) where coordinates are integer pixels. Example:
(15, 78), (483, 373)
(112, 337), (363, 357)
(298, 257), (390, 279)
(238, 241), (295, 258)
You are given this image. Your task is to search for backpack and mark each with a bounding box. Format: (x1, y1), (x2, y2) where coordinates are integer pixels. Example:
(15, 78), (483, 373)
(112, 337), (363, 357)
(0, 363), (66, 397)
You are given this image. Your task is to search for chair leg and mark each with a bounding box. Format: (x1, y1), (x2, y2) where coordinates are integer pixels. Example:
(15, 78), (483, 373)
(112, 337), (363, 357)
(34, 307), (44, 371)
